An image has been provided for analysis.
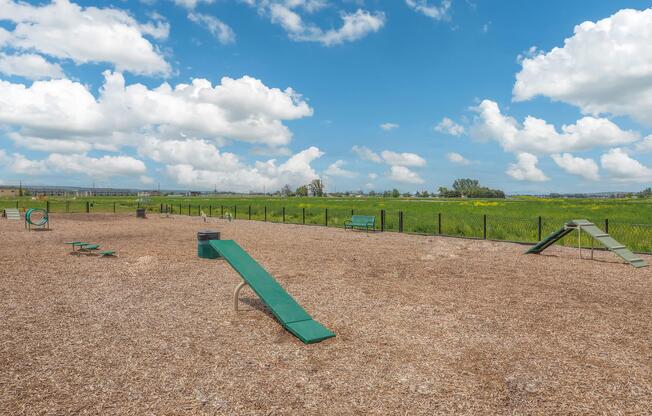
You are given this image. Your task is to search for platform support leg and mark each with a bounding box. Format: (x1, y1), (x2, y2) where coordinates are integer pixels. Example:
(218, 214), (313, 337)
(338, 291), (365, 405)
(234, 281), (248, 311)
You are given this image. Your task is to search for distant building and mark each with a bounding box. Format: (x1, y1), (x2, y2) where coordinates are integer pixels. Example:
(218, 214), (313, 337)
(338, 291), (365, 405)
(0, 187), (20, 198)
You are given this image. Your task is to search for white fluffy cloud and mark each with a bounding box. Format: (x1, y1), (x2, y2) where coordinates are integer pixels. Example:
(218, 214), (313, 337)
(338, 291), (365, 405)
(249, 2), (385, 46)
(513, 8), (652, 127)
(387, 165), (424, 184)
(600, 148), (652, 182)
(380, 122), (399, 131)
(471, 100), (639, 155)
(173, 0), (214, 9)
(0, 52), (64, 80)
(380, 150), (426, 167)
(165, 146), (324, 191)
(7, 152), (146, 178)
(324, 160), (357, 177)
(188, 12), (235, 44)
(0, 0), (170, 76)
(435, 117), (465, 136)
(138, 137), (241, 171)
(405, 0), (451, 20)
(446, 152), (469, 165)
(352, 145), (382, 163)
(551, 153), (599, 181)
(506, 153), (548, 182)
(0, 71), (313, 150)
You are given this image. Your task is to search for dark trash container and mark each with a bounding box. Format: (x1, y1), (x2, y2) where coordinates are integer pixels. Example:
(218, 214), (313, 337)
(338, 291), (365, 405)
(197, 230), (220, 259)
(136, 208), (146, 218)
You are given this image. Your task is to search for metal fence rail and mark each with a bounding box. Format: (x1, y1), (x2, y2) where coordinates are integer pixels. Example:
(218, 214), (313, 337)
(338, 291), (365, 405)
(3, 200), (652, 254)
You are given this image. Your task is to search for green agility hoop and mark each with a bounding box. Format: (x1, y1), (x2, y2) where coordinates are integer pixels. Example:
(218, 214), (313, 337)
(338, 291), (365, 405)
(25, 208), (49, 230)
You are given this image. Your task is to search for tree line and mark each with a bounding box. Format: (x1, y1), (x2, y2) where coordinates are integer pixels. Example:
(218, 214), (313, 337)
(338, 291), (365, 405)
(276, 178), (505, 198)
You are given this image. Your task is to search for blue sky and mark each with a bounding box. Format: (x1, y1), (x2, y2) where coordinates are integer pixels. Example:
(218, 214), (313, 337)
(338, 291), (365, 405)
(1, 0), (652, 193)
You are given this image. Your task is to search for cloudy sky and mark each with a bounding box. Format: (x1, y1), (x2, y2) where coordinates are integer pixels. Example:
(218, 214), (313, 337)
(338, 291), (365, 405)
(1, 0), (651, 193)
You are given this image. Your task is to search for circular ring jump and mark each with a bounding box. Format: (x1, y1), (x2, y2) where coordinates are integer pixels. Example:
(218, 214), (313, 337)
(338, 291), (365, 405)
(25, 208), (49, 227)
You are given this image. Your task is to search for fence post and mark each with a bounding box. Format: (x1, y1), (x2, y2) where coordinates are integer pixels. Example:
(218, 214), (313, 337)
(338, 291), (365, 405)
(438, 213), (442, 235)
(381, 209), (385, 232)
(160, 203), (163, 213)
(67, 201), (70, 213)
(86, 201), (90, 213)
(209, 205), (212, 217)
(188, 204), (191, 216)
(302, 207), (305, 224)
(179, 204), (181, 215)
(199, 205), (201, 216)
(234, 205), (237, 219)
(399, 211), (404, 233)
(264, 206), (267, 222)
(46, 201), (50, 212)
(483, 214), (487, 239)
(538, 216), (542, 241)
(605, 218), (609, 234)
(325, 208), (328, 227)
(249, 205), (251, 220)
(221, 205), (224, 218)
(351, 209), (354, 216)
(283, 207), (286, 223)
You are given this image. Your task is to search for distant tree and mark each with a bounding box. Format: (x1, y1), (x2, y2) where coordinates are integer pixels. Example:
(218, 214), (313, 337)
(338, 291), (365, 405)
(295, 185), (308, 197)
(439, 179), (504, 198)
(415, 191), (422, 197)
(421, 190), (430, 198)
(638, 187), (652, 199)
(438, 187), (461, 198)
(368, 190), (377, 196)
(308, 179), (325, 197)
(280, 184), (294, 197)
(382, 190), (391, 197)
(391, 188), (400, 198)
(452, 179), (480, 196)
(402, 192), (411, 197)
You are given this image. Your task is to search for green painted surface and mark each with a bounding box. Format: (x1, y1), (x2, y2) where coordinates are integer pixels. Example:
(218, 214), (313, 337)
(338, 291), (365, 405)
(344, 215), (376, 230)
(197, 241), (219, 259)
(25, 208), (48, 227)
(526, 219), (648, 268)
(526, 228), (573, 254)
(208, 240), (335, 344)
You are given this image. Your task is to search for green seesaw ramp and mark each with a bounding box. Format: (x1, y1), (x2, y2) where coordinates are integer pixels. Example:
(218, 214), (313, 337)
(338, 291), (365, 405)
(208, 240), (335, 344)
(526, 219), (648, 268)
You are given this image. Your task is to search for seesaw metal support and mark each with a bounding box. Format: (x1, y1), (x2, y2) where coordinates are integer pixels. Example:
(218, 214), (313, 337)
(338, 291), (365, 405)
(233, 281), (248, 311)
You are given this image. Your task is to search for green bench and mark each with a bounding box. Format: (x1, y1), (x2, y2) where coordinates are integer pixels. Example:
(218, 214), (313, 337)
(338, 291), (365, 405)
(344, 215), (376, 232)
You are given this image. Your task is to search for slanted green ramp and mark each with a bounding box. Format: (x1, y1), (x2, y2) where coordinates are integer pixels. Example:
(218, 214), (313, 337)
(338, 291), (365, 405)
(526, 227), (574, 254)
(526, 219), (648, 268)
(208, 240), (335, 344)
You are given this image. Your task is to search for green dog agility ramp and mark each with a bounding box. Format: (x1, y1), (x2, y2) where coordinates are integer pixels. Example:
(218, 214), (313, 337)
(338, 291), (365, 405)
(526, 219), (647, 268)
(208, 240), (335, 344)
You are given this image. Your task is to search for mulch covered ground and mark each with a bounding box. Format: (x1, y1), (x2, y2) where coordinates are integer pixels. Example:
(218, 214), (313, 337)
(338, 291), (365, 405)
(0, 213), (650, 415)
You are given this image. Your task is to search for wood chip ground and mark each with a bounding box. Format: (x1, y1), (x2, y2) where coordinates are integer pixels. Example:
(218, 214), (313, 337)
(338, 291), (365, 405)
(1, 214), (650, 415)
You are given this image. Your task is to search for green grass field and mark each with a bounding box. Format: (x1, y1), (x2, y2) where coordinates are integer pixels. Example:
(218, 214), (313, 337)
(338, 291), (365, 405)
(3, 195), (652, 252)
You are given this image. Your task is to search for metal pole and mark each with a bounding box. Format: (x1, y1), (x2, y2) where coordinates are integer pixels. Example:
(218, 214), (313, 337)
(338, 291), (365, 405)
(221, 205), (224, 218)
(248, 205), (251, 220)
(234, 205), (237, 219)
(438, 213), (442, 235)
(86, 201), (90, 213)
(302, 207), (305, 224)
(538, 216), (542, 241)
(325, 208), (328, 227)
(113, 202), (116, 213)
(605, 218), (609, 234)
(380, 209), (385, 232)
(483, 214), (487, 240)
(283, 207), (286, 223)
(264, 206), (267, 222)
(209, 205), (212, 217)
(399, 211), (403, 233)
